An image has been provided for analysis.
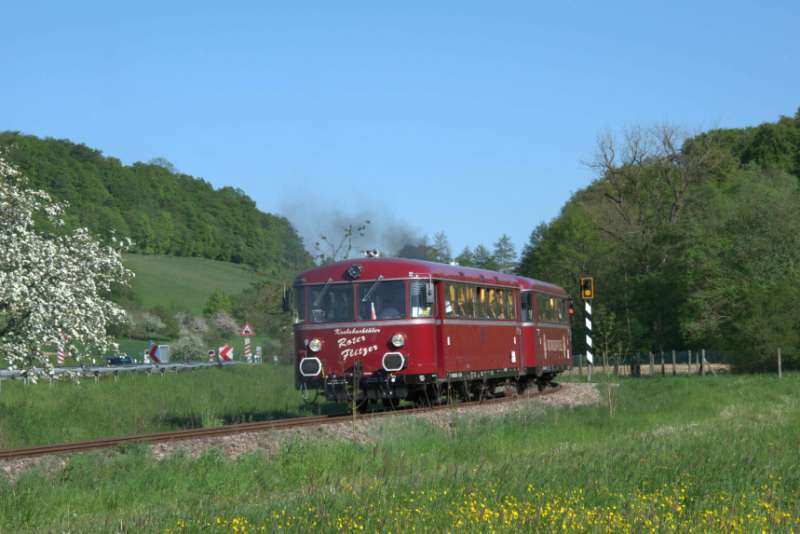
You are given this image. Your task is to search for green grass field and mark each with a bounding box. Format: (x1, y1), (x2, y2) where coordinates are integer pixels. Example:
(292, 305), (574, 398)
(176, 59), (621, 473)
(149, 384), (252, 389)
(0, 365), (308, 449)
(123, 253), (266, 314)
(1, 373), (799, 532)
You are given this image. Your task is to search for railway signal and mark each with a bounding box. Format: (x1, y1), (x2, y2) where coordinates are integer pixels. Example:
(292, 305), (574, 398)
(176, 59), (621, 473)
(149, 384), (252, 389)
(579, 276), (594, 300)
(579, 276), (595, 367)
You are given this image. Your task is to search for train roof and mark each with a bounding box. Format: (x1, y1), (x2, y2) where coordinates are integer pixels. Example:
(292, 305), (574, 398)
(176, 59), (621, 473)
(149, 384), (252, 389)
(294, 257), (568, 296)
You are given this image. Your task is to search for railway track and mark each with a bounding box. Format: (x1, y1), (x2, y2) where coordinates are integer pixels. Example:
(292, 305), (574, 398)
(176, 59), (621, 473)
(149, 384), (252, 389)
(0, 385), (562, 461)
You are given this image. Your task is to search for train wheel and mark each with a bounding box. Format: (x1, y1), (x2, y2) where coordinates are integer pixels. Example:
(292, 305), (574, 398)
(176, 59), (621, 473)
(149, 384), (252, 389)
(355, 399), (370, 414)
(300, 383), (320, 407)
(383, 397), (400, 410)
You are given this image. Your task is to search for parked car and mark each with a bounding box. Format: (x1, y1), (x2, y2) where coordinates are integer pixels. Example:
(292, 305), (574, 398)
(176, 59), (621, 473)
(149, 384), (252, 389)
(105, 354), (133, 366)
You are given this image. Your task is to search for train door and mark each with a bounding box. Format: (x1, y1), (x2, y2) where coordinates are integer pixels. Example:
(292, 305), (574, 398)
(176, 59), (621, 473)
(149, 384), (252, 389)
(535, 293), (570, 368)
(520, 291), (538, 373)
(441, 282), (483, 375)
(406, 277), (439, 377)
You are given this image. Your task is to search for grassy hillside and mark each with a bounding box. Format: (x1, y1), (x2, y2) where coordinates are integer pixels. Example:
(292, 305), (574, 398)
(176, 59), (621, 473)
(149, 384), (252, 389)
(123, 253), (266, 314)
(1, 374), (799, 531)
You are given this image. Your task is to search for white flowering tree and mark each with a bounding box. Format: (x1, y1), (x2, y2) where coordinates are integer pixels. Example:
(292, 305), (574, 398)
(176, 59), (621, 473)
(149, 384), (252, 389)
(0, 157), (133, 378)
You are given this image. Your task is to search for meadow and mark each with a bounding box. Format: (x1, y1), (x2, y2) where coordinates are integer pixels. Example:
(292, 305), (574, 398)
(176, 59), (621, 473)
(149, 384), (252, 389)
(123, 253), (266, 314)
(1, 373), (799, 532)
(0, 365), (307, 449)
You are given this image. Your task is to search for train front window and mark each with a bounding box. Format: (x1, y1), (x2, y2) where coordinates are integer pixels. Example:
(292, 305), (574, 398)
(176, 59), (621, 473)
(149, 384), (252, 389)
(410, 280), (435, 318)
(358, 280), (405, 321)
(309, 283), (354, 323)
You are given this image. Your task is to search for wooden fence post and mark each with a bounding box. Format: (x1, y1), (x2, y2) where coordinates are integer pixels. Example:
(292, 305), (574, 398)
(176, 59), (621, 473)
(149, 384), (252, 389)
(579, 353), (583, 376)
(671, 349), (677, 376)
(649, 352), (655, 376)
(688, 350), (693, 374)
(701, 349), (706, 376)
(778, 348), (782, 379)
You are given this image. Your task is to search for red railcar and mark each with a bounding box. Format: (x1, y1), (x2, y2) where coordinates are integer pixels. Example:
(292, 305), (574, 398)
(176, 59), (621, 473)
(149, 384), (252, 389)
(292, 258), (571, 406)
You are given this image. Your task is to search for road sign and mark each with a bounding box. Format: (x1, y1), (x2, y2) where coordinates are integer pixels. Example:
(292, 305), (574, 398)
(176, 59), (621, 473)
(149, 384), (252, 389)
(148, 342), (161, 364)
(218, 344), (233, 362)
(239, 322), (256, 337)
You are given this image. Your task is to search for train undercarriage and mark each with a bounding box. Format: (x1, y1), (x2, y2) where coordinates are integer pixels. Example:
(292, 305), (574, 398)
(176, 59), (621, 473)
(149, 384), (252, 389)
(299, 367), (563, 412)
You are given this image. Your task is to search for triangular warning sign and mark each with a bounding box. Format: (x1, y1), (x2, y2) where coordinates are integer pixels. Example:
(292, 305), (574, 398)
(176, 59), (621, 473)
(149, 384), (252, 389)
(239, 322), (255, 337)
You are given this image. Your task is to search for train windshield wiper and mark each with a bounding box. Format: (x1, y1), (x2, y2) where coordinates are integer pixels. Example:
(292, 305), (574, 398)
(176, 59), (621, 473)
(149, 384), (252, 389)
(361, 275), (384, 302)
(312, 278), (334, 307)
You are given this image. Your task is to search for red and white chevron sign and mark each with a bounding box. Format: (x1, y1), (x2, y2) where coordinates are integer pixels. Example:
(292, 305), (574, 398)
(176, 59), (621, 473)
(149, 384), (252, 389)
(218, 344), (233, 362)
(148, 343), (161, 364)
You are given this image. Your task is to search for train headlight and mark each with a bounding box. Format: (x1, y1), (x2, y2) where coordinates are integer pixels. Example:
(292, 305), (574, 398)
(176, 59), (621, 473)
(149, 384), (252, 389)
(390, 333), (405, 348)
(308, 338), (322, 353)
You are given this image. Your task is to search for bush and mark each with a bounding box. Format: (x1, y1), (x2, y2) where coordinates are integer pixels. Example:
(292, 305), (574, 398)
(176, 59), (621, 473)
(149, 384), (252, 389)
(211, 312), (239, 336)
(204, 289), (232, 316)
(170, 333), (206, 362)
(140, 312), (166, 338)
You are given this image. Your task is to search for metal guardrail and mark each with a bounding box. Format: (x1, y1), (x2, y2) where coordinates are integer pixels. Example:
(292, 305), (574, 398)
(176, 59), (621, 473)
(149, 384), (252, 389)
(0, 361), (244, 381)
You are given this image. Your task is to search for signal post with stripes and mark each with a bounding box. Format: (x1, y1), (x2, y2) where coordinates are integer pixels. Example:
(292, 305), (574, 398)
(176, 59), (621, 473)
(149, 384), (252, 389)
(240, 322), (255, 363)
(579, 275), (595, 381)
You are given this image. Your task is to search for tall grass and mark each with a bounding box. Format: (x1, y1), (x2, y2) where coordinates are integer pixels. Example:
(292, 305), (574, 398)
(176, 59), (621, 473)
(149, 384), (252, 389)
(0, 365), (307, 448)
(1, 373), (798, 531)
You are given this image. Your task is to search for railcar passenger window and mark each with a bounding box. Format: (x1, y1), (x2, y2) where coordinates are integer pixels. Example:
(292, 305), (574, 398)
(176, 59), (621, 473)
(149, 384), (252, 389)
(468, 285), (478, 319)
(507, 291), (516, 320)
(495, 288), (506, 319)
(557, 298), (569, 324)
(453, 284), (463, 317)
(309, 284), (354, 323)
(410, 280), (435, 318)
(475, 287), (483, 319)
(555, 299), (565, 323)
(358, 280), (405, 321)
(445, 284), (457, 317)
(535, 294), (566, 323)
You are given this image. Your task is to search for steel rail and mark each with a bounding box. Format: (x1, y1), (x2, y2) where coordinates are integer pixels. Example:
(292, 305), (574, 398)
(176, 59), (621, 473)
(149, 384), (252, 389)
(0, 385), (562, 461)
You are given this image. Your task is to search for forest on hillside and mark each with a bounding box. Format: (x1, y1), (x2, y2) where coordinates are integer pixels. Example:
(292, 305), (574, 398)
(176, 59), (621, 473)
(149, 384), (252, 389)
(0, 132), (312, 272)
(517, 109), (800, 369)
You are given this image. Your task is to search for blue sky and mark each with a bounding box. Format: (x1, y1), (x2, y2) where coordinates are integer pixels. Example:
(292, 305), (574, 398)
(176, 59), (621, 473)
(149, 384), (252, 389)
(2, 1), (798, 257)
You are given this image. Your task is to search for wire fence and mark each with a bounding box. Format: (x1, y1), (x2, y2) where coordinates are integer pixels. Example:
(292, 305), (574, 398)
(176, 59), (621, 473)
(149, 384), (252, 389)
(565, 347), (795, 377)
(565, 349), (729, 377)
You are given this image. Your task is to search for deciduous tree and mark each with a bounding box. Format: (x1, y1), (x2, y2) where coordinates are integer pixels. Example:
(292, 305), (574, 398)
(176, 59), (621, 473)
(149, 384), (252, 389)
(0, 157), (132, 376)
